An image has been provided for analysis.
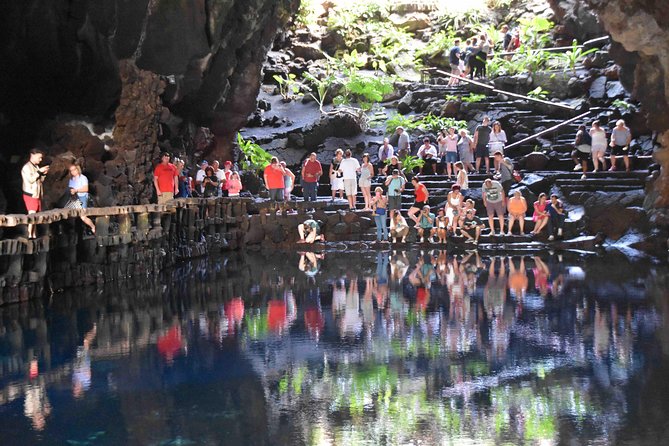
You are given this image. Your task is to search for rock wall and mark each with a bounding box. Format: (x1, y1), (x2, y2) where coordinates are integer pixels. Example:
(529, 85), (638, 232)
(573, 0), (669, 222)
(0, 0), (299, 207)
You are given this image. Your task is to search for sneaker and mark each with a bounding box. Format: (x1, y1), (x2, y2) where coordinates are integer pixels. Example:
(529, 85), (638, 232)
(557, 228), (563, 237)
(548, 235), (555, 241)
(473, 240), (478, 245)
(580, 174), (587, 180)
(573, 165), (582, 171)
(506, 232), (513, 236)
(608, 166), (617, 171)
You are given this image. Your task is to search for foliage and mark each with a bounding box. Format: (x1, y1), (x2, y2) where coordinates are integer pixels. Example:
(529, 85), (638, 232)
(461, 93), (487, 103)
(237, 133), (272, 171)
(486, 46), (555, 77)
(415, 113), (468, 133)
(302, 69), (336, 113)
(399, 154), (424, 174)
(294, 1), (317, 27)
(334, 68), (394, 111)
(273, 73), (301, 100)
(556, 39), (599, 72)
(415, 30), (456, 60)
(612, 99), (635, 112)
(434, 9), (482, 32)
(385, 114), (418, 134)
(519, 16), (553, 49)
(527, 86), (550, 100)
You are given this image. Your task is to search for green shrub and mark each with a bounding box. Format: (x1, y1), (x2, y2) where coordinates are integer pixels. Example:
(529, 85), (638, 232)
(237, 133), (272, 171)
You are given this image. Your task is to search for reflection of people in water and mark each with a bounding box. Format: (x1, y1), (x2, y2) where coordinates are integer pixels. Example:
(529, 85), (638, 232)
(409, 253), (435, 311)
(157, 324), (184, 364)
(24, 378), (51, 431)
(375, 252), (390, 309)
(335, 277), (362, 337)
(304, 277), (324, 340)
(507, 256), (528, 303)
(73, 324), (97, 399)
(299, 251), (323, 277)
(533, 256), (551, 297)
(297, 219), (324, 243)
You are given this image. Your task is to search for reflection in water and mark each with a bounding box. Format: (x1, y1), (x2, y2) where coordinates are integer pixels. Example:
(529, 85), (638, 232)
(0, 251), (667, 445)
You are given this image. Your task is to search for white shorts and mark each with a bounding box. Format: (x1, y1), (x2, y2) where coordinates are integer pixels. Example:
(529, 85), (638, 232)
(331, 176), (344, 191)
(343, 179), (357, 196)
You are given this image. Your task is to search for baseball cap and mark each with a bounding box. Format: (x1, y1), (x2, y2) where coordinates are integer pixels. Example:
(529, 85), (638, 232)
(392, 169), (400, 175)
(224, 161), (232, 167)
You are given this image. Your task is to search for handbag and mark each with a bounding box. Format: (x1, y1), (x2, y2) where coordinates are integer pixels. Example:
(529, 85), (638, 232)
(64, 194), (83, 209)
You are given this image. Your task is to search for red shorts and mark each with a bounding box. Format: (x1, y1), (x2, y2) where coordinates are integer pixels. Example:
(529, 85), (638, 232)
(23, 194), (41, 212)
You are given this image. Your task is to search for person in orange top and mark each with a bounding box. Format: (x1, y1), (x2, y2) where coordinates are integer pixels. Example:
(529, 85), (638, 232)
(153, 152), (179, 204)
(407, 176), (429, 224)
(506, 190), (527, 235)
(263, 157), (286, 201)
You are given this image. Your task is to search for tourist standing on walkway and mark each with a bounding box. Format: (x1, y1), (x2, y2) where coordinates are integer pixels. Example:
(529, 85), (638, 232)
(301, 152), (322, 204)
(339, 149), (361, 211)
(377, 138), (394, 173)
(437, 129), (448, 174)
(494, 151), (514, 196)
(385, 169), (406, 213)
(572, 124), (592, 180)
(194, 160), (208, 196)
(476, 34), (491, 78)
(466, 37), (480, 79)
(280, 161), (296, 200)
(473, 116), (492, 174)
(329, 149), (344, 201)
(489, 121), (507, 172)
(263, 157), (285, 202)
(506, 190), (527, 235)
(454, 162), (469, 192)
(408, 176), (429, 224)
(482, 178), (506, 235)
(220, 161), (233, 196)
(211, 160), (222, 196)
(545, 194), (566, 241)
(389, 210), (409, 243)
(590, 121), (607, 172)
(443, 128), (459, 179)
(396, 126), (410, 158)
(202, 166), (220, 198)
(371, 187), (388, 242)
(359, 154), (374, 210)
(448, 39), (462, 86)
(175, 159), (191, 198)
(418, 137), (438, 175)
(457, 129), (475, 173)
(610, 119), (632, 172)
(227, 172), (243, 197)
(153, 151), (179, 204)
(68, 164), (96, 234)
(531, 193), (549, 235)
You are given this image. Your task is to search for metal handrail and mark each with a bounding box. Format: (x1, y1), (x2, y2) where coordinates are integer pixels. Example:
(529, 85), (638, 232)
(505, 109), (603, 151)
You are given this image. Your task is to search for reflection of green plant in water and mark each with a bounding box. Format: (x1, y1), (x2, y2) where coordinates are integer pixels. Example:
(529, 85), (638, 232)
(273, 73), (301, 101)
(243, 310), (268, 340)
(237, 133), (272, 172)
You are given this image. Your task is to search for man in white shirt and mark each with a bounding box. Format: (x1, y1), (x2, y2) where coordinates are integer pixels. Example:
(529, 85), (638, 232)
(195, 160), (208, 196)
(212, 160), (224, 196)
(417, 137), (438, 175)
(377, 138), (394, 173)
(338, 149), (361, 211)
(396, 127), (410, 158)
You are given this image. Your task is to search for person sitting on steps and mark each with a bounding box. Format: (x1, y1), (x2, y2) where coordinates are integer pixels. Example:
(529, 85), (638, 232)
(389, 210), (409, 243)
(416, 205), (436, 243)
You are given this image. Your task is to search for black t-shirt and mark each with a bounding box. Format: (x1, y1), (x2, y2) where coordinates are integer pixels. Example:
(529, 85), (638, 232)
(503, 32), (512, 50)
(203, 175), (219, 197)
(449, 46), (461, 65)
(476, 125), (492, 147)
(462, 216), (483, 230)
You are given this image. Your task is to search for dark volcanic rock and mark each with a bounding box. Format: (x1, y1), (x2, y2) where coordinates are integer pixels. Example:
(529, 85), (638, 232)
(522, 152), (550, 171)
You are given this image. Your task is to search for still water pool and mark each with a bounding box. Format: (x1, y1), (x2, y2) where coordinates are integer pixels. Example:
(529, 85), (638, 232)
(0, 250), (668, 446)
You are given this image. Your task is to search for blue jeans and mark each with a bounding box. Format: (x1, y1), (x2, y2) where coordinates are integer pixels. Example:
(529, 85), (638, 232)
(375, 214), (388, 240)
(303, 182), (318, 202)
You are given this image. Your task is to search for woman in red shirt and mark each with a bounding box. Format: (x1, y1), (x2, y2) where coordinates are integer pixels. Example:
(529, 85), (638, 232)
(407, 176), (429, 224)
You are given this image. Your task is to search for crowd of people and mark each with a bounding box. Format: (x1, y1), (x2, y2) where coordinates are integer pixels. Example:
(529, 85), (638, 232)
(18, 109), (632, 246)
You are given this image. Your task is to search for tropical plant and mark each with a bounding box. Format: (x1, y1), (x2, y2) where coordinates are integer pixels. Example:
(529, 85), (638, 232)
(385, 114), (418, 134)
(273, 73), (301, 101)
(415, 30), (456, 60)
(399, 154), (424, 174)
(612, 99), (635, 112)
(526, 86), (550, 100)
(415, 113), (467, 133)
(302, 70), (337, 113)
(237, 133), (272, 171)
(461, 93), (487, 103)
(334, 70), (394, 110)
(519, 16), (553, 49)
(557, 39), (599, 72)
